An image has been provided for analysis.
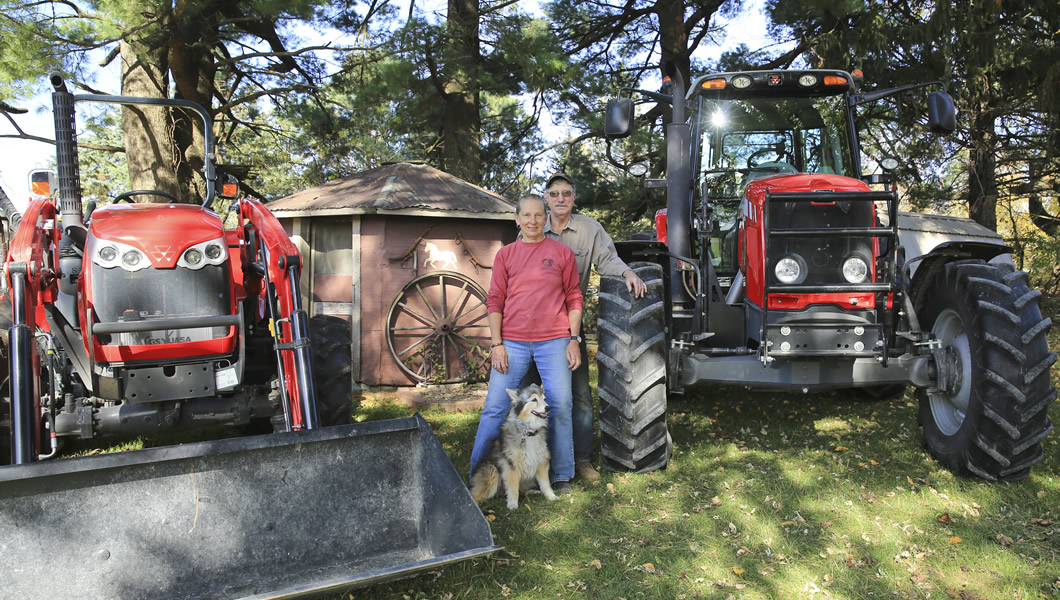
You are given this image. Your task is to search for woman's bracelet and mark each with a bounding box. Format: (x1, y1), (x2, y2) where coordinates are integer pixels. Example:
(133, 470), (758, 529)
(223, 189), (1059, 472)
(490, 342), (504, 349)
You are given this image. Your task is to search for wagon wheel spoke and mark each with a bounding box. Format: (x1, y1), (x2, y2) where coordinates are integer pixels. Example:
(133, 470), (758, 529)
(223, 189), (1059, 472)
(386, 271), (490, 384)
(396, 332), (436, 358)
(439, 274), (449, 320)
(414, 281), (441, 322)
(394, 301), (437, 329)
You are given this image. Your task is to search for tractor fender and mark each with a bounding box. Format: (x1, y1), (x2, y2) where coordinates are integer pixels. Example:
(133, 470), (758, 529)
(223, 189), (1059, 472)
(614, 239), (669, 268)
(905, 240), (1012, 309)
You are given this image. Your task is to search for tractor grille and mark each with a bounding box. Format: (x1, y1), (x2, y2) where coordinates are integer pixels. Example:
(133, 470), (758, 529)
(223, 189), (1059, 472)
(91, 263), (231, 346)
(766, 198), (875, 287)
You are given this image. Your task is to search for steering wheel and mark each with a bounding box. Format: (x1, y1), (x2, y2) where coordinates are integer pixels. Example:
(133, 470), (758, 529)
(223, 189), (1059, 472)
(747, 148), (795, 169)
(113, 190), (180, 204)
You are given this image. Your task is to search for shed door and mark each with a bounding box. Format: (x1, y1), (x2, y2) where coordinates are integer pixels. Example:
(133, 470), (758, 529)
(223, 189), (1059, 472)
(311, 217), (355, 319)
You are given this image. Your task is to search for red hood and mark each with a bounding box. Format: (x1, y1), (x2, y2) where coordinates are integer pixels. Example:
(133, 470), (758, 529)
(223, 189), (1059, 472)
(744, 172), (870, 196)
(89, 203), (225, 269)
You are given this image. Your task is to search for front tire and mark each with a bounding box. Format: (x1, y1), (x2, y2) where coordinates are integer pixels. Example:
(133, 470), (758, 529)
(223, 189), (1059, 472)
(597, 262), (672, 472)
(915, 260), (1055, 481)
(309, 315), (355, 426)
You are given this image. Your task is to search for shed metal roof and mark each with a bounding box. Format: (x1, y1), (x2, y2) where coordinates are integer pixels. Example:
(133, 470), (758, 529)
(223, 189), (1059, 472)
(267, 162), (515, 220)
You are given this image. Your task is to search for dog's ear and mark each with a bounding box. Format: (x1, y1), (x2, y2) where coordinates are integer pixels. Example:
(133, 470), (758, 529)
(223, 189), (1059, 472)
(506, 388), (520, 402)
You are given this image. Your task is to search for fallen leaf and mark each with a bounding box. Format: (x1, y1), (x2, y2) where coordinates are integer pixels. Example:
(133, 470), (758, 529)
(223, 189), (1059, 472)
(870, 459), (880, 465)
(948, 536), (962, 544)
(733, 567), (745, 575)
(1032, 518), (1052, 526)
(937, 513), (951, 524)
(996, 534), (1014, 547)
(907, 475), (916, 486)
(486, 514), (496, 522)
(588, 559), (602, 569)
(606, 482), (617, 497)
(781, 520), (794, 526)
(835, 446), (847, 451)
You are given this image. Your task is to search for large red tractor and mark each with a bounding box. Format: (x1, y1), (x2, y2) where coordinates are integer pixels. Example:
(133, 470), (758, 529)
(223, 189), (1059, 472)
(600, 67), (1055, 481)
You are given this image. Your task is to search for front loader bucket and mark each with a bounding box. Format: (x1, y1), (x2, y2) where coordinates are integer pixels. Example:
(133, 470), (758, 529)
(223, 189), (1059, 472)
(0, 415), (499, 599)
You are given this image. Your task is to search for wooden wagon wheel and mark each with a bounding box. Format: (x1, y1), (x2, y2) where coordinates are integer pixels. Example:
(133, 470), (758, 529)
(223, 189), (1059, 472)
(386, 271), (491, 384)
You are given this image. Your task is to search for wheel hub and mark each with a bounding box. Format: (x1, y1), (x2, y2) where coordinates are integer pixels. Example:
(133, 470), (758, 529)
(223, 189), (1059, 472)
(927, 308), (972, 436)
(936, 346), (964, 396)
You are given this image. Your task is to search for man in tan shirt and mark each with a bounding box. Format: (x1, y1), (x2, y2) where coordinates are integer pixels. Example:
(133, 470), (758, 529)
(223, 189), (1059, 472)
(538, 172), (646, 480)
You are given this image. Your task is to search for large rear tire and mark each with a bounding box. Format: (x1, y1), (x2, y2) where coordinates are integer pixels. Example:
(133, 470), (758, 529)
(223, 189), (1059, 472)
(915, 260), (1055, 481)
(309, 315), (355, 427)
(597, 262), (672, 472)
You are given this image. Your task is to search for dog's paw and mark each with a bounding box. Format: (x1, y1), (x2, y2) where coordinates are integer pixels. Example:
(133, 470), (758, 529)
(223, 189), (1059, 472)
(506, 499), (520, 510)
(543, 491), (558, 501)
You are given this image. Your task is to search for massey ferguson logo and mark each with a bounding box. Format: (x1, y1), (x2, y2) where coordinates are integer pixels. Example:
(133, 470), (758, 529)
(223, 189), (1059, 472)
(151, 246), (175, 261)
(768, 74), (782, 86)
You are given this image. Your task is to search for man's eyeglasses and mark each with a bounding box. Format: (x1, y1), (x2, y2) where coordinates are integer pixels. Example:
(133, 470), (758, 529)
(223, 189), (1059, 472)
(547, 190), (574, 199)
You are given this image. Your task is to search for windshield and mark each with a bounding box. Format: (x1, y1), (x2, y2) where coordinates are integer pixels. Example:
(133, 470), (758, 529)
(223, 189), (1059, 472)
(695, 94), (858, 200)
(690, 93), (858, 281)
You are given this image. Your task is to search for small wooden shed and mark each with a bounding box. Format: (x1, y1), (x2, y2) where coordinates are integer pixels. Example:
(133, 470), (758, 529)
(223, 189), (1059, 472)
(268, 162), (516, 387)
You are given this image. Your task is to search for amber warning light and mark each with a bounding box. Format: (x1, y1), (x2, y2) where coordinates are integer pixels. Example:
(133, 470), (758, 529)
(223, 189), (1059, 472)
(29, 169), (57, 198)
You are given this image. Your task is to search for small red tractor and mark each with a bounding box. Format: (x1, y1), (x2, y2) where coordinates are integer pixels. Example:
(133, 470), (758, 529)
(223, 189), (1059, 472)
(0, 74), (496, 599)
(599, 67), (1055, 481)
(0, 74), (350, 466)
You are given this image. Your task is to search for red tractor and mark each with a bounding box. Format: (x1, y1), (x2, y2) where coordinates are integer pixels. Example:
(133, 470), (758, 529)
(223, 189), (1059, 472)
(1, 74), (350, 462)
(0, 75), (497, 599)
(599, 67), (1055, 481)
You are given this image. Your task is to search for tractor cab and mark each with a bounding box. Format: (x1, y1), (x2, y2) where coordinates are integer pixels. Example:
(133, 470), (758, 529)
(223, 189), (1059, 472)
(689, 71), (871, 303)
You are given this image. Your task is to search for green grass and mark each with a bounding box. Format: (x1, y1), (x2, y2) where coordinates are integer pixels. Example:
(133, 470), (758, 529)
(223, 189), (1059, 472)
(75, 299), (1060, 600)
(331, 302), (1060, 600)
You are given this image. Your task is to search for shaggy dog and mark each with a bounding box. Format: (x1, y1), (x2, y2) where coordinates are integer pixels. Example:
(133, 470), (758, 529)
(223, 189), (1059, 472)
(469, 384), (558, 509)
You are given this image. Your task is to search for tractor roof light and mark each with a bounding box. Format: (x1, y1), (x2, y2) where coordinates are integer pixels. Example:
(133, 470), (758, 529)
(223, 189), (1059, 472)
(702, 78), (727, 89)
(823, 75), (848, 86)
(798, 74), (818, 87)
(731, 75), (753, 89)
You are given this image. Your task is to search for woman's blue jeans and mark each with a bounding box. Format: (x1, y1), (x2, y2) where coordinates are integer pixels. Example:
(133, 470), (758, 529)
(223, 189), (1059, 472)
(469, 337), (574, 484)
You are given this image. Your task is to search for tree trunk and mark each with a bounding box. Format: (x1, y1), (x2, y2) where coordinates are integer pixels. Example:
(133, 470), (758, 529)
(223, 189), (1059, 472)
(657, 0), (691, 86)
(966, 108), (998, 230)
(442, 0), (481, 184)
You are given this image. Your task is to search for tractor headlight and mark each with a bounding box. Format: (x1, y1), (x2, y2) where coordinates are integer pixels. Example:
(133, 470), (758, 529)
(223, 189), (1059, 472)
(185, 248), (203, 266)
(178, 237), (228, 269)
(122, 250), (142, 268)
(205, 242), (223, 260)
(774, 255), (806, 284)
(842, 255), (869, 283)
(98, 245), (118, 264)
(91, 238), (150, 271)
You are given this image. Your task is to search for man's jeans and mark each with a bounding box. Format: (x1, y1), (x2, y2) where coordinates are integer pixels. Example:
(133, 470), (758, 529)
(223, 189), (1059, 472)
(469, 337), (574, 483)
(521, 337), (593, 463)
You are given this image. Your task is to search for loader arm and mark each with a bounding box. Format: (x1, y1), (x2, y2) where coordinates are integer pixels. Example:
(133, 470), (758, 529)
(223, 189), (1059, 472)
(239, 197), (318, 430)
(4, 198), (60, 463)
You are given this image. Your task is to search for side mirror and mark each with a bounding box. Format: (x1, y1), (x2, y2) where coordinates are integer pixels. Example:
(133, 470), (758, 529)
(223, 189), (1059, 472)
(927, 91), (956, 134)
(604, 98), (634, 138)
